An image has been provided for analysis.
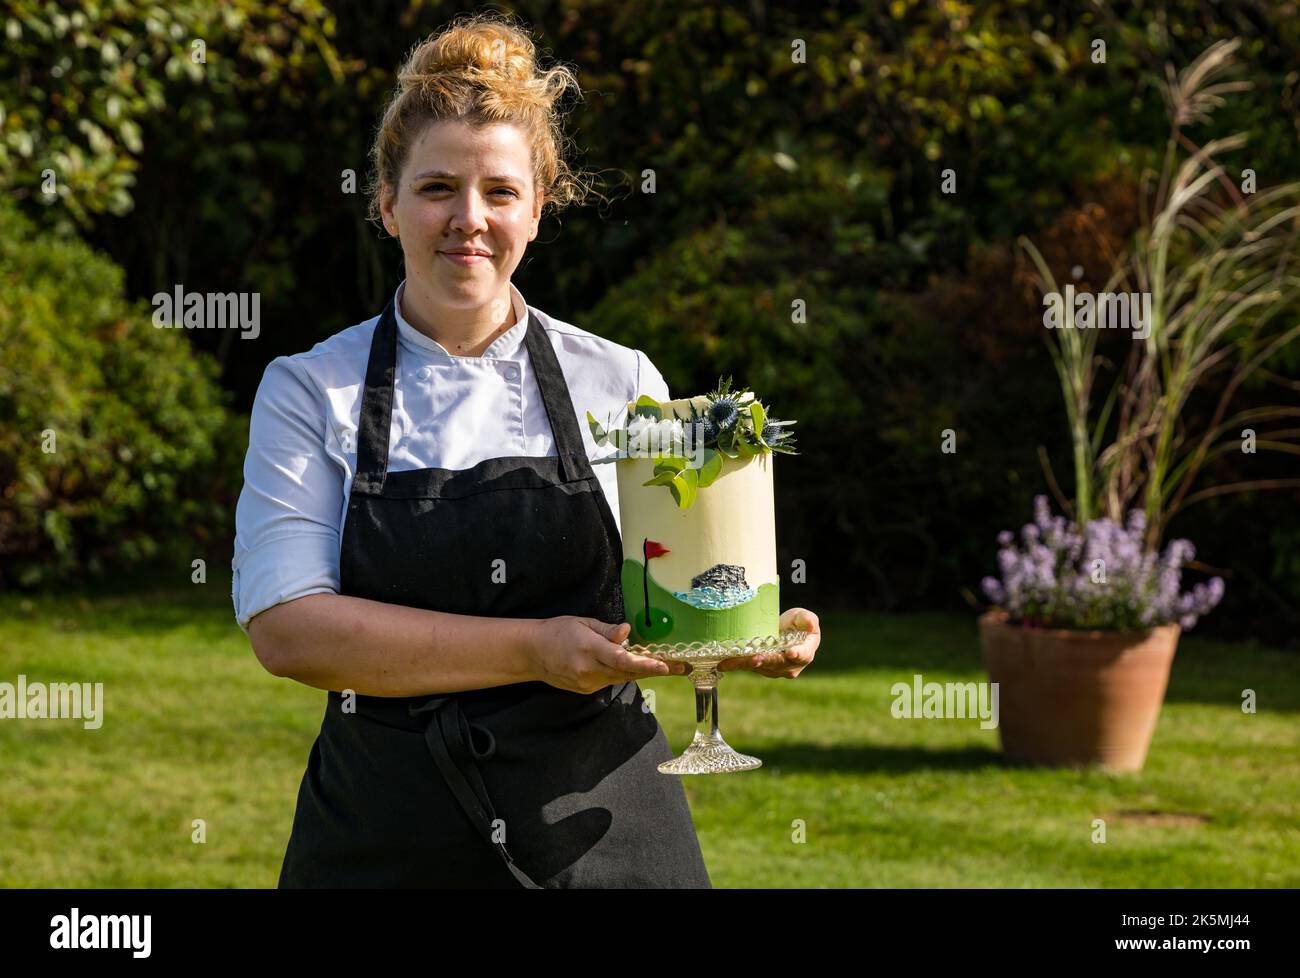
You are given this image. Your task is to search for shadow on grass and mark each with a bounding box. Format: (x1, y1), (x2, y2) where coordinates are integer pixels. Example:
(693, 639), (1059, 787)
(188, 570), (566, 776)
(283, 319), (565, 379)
(0, 561), (241, 640)
(1, 595), (238, 644)
(813, 610), (1300, 713)
(5, 571), (1297, 712)
(746, 742), (1005, 774)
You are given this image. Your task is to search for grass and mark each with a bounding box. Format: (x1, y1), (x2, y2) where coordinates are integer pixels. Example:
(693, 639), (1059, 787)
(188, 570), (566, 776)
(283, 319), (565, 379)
(1, 566), (1296, 887)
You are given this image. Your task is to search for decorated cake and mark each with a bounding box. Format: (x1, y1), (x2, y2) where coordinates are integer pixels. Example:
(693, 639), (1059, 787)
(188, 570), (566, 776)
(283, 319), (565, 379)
(587, 378), (797, 646)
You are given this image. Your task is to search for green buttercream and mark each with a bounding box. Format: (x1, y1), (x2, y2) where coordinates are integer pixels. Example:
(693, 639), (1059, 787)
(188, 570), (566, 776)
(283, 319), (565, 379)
(621, 558), (779, 644)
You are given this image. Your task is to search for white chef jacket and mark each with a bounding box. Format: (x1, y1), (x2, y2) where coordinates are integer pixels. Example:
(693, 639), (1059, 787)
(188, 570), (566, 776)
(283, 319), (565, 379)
(230, 278), (670, 636)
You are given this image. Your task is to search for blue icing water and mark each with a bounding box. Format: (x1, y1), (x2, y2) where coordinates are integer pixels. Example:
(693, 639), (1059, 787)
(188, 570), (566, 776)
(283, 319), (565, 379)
(671, 585), (757, 610)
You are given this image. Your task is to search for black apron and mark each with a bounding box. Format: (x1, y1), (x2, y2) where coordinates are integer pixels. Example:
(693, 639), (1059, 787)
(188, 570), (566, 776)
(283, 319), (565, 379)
(276, 296), (711, 889)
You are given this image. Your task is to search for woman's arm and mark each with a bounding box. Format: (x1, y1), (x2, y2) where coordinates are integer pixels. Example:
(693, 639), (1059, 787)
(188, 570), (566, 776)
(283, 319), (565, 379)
(249, 593), (680, 697)
(234, 357), (545, 697)
(248, 593), (538, 696)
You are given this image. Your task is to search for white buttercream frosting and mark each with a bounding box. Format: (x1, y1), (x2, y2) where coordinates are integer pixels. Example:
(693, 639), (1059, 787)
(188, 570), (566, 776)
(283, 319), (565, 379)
(614, 395), (778, 593)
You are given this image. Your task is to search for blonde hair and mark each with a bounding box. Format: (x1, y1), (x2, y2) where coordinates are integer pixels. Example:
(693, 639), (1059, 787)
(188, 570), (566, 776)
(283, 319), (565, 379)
(366, 11), (596, 227)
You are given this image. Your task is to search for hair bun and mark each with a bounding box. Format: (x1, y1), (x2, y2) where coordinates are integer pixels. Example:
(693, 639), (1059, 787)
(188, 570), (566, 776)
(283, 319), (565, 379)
(399, 20), (537, 94)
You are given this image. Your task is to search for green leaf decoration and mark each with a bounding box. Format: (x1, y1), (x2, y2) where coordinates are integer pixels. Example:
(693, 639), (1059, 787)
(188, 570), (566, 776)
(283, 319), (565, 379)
(668, 467), (698, 508)
(647, 457), (696, 488)
(643, 469), (679, 487)
(632, 395), (662, 420)
(695, 448), (722, 487)
(609, 383), (794, 503)
(587, 411), (607, 445)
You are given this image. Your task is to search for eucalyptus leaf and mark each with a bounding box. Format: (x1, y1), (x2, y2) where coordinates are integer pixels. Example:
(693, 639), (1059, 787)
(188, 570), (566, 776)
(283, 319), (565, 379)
(696, 448), (722, 487)
(669, 468), (698, 508)
(633, 395), (662, 420)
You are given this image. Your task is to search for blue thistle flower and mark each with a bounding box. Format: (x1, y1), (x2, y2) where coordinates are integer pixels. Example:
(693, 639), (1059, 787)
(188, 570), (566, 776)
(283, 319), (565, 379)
(709, 397), (740, 430)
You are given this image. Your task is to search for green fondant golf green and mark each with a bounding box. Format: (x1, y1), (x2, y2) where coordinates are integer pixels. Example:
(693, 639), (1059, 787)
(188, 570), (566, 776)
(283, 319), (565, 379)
(638, 606), (675, 641)
(621, 558), (779, 644)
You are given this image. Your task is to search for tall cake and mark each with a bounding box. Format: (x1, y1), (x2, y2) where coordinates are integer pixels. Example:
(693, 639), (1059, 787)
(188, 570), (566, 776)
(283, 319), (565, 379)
(587, 378), (797, 646)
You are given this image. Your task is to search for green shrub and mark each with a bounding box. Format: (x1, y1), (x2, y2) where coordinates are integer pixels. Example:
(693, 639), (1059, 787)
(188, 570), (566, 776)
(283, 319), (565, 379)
(0, 197), (242, 588)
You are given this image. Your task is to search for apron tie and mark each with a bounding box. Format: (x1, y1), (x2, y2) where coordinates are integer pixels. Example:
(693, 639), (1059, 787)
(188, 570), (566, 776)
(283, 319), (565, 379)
(408, 694), (543, 889)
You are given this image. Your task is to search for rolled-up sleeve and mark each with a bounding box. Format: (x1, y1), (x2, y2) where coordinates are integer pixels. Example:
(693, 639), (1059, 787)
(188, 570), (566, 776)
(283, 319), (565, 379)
(231, 356), (343, 636)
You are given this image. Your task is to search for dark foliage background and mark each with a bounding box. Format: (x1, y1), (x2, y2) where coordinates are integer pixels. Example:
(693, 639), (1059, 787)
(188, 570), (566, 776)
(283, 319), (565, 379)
(3, 0), (1297, 646)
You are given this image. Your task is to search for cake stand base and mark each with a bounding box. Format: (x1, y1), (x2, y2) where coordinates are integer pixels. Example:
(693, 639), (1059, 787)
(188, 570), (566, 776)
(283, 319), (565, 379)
(621, 629), (808, 775)
(657, 728), (762, 775)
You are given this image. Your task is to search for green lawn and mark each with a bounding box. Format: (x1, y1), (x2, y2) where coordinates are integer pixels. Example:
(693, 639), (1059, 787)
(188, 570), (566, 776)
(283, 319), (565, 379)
(1, 567), (1296, 887)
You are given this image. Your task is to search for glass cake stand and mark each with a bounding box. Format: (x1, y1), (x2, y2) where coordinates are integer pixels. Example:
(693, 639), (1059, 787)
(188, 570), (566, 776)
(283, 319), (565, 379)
(622, 629), (809, 774)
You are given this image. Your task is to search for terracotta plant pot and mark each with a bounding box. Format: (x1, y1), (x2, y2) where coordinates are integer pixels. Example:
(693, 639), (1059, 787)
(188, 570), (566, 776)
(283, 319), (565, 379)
(977, 609), (1181, 773)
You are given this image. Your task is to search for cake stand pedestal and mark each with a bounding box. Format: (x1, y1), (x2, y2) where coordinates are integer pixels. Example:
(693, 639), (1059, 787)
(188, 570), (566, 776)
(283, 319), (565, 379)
(621, 629), (809, 774)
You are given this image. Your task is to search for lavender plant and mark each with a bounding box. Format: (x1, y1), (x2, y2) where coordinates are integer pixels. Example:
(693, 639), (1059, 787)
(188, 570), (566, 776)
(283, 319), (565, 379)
(981, 495), (1224, 631)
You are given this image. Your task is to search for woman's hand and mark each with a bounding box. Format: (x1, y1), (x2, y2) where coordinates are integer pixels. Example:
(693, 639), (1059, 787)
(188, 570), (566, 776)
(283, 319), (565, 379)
(529, 616), (687, 694)
(717, 608), (820, 678)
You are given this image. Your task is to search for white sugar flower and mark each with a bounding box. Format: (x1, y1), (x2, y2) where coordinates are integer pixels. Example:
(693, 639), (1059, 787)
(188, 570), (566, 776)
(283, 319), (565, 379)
(654, 418), (685, 454)
(626, 414), (655, 444)
(624, 414), (685, 456)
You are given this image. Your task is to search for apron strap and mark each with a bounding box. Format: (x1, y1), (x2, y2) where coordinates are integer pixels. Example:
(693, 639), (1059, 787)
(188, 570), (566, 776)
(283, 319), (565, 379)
(409, 695), (545, 889)
(523, 310), (595, 485)
(356, 301), (595, 493)
(353, 296), (399, 496)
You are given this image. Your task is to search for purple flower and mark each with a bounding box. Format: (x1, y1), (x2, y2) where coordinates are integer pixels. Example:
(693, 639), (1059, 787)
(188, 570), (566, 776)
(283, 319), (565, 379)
(1033, 494), (1052, 528)
(981, 577), (1006, 604)
(1207, 577), (1225, 605)
(979, 498), (1225, 630)
(1126, 507), (1146, 537)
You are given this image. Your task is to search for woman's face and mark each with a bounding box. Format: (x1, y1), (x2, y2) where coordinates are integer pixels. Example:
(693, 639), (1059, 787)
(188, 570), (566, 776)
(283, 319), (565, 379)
(381, 119), (540, 322)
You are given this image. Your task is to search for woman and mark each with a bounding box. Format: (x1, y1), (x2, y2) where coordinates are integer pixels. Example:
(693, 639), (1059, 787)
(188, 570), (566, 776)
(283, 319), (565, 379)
(232, 12), (820, 889)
